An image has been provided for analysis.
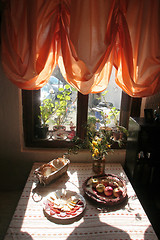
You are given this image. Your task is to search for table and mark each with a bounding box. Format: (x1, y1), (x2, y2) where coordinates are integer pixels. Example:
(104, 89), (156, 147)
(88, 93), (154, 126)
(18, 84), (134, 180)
(4, 163), (158, 240)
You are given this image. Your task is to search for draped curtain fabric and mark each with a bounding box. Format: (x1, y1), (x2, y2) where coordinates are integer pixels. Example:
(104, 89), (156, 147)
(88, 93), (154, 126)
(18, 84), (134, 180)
(1, 0), (160, 97)
(114, 0), (160, 97)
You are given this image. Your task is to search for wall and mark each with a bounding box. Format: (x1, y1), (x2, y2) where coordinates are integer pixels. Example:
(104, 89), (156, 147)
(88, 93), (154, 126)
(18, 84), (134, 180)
(141, 93), (160, 117)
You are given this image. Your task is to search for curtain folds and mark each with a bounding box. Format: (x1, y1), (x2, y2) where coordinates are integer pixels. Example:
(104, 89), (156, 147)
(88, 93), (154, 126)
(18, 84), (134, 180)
(1, 0), (160, 97)
(1, 0), (61, 89)
(115, 0), (160, 97)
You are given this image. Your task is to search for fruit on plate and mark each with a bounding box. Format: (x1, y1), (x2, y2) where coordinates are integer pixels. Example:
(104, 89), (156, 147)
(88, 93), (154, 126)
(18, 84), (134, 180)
(104, 186), (113, 196)
(83, 174), (127, 206)
(92, 178), (99, 188)
(113, 187), (123, 197)
(96, 183), (105, 193)
(108, 181), (119, 188)
(101, 178), (109, 187)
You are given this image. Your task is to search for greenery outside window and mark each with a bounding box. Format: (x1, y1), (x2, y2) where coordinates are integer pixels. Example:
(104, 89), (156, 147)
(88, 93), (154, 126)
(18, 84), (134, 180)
(22, 66), (139, 149)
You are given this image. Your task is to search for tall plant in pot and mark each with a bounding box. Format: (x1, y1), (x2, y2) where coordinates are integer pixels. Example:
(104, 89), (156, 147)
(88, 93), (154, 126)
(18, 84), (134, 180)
(105, 107), (128, 142)
(37, 98), (54, 139)
(37, 84), (74, 139)
(52, 84), (72, 132)
(99, 91), (128, 146)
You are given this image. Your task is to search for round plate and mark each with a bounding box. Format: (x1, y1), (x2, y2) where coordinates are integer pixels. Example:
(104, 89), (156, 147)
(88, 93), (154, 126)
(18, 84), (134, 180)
(43, 189), (86, 220)
(82, 174), (127, 206)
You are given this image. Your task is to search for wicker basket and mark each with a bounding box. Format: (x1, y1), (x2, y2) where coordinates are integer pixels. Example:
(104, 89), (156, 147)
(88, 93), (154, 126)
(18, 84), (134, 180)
(34, 157), (70, 185)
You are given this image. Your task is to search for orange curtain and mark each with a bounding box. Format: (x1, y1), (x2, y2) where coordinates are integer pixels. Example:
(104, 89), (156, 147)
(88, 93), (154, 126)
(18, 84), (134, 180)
(58, 0), (118, 94)
(1, 0), (160, 97)
(1, 0), (62, 89)
(114, 0), (160, 97)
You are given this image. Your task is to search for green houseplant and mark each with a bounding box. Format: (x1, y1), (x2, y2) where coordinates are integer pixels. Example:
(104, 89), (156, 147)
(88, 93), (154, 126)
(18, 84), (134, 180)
(39, 99), (54, 127)
(99, 91), (128, 146)
(37, 98), (54, 139)
(52, 84), (72, 131)
(37, 84), (74, 139)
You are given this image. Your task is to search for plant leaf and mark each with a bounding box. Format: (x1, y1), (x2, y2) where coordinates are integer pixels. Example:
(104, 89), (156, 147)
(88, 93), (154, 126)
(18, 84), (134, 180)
(58, 87), (64, 92)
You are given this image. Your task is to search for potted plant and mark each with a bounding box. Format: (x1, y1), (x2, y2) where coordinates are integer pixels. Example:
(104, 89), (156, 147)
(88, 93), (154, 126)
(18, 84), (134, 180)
(37, 84), (74, 139)
(98, 91), (128, 146)
(89, 128), (113, 174)
(68, 119), (113, 174)
(87, 116), (97, 132)
(37, 98), (54, 139)
(103, 107), (128, 145)
(52, 84), (72, 132)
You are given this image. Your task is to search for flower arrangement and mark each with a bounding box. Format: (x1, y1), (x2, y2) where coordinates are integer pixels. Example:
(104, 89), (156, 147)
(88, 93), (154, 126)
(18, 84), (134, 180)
(88, 128), (113, 174)
(89, 129), (112, 160)
(69, 118), (113, 156)
(68, 120), (115, 174)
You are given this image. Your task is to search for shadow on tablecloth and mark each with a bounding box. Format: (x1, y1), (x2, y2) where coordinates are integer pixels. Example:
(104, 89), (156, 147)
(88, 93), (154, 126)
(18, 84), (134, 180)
(66, 213), (131, 240)
(144, 225), (159, 240)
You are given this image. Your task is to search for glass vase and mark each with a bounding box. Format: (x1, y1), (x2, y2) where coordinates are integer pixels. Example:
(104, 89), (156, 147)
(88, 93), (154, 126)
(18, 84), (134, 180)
(92, 155), (105, 175)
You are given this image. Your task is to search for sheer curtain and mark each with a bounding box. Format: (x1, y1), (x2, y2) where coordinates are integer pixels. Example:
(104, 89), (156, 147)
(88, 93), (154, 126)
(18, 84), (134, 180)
(1, 0), (160, 97)
(114, 0), (160, 97)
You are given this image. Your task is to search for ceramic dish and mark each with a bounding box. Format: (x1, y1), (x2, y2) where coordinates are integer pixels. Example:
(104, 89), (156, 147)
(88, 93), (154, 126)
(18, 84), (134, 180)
(43, 189), (86, 220)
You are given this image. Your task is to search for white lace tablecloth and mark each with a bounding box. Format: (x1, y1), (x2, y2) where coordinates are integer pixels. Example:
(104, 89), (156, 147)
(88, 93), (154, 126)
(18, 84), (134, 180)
(4, 163), (158, 240)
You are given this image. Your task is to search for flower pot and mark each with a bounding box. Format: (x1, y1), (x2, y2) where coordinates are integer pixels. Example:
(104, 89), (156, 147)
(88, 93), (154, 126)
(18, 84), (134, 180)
(53, 125), (66, 132)
(36, 126), (48, 139)
(112, 130), (123, 141)
(92, 156), (105, 175)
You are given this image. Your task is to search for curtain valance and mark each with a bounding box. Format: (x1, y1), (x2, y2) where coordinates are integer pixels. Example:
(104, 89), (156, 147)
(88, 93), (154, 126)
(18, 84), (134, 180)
(1, 0), (160, 97)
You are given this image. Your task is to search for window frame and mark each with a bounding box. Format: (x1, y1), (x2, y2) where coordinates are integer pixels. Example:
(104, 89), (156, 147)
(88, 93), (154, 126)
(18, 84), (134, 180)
(22, 89), (140, 149)
(22, 90), (88, 148)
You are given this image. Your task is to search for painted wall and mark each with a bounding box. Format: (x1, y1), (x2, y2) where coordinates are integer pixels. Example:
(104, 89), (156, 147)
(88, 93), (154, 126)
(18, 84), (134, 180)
(141, 93), (160, 117)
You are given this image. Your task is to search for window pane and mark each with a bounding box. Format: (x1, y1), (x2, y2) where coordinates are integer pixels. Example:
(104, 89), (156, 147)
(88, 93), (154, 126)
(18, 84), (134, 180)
(88, 68), (122, 130)
(40, 66), (77, 140)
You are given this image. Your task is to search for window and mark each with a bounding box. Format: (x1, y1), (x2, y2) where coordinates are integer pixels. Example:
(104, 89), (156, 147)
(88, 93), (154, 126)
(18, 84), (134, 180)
(22, 66), (138, 149)
(39, 66), (78, 140)
(22, 66), (88, 148)
(88, 68), (122, 130)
